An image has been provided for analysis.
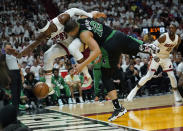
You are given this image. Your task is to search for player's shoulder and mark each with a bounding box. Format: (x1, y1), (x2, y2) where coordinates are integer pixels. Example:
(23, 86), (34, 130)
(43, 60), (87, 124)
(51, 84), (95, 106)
(158, 33), (167, 42)
(160, 32), (168, 37)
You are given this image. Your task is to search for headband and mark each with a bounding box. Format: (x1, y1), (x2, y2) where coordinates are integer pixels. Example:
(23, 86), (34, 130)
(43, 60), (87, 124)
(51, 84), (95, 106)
(38, 21), (50, 33)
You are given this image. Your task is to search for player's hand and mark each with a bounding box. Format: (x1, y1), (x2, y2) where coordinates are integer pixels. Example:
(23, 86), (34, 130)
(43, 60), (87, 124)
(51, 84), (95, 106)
(93, 12), (107, 19)
(7, 48), (19, 57)
(73, 64), (83, 74)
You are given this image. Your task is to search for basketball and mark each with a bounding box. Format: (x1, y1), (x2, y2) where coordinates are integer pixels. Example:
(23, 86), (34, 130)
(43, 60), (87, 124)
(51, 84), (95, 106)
(33, 82), (49, 99)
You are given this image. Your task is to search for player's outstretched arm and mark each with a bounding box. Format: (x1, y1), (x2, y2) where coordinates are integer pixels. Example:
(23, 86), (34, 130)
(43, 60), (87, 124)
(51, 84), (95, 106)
(10, 14), (70, 58)
(152, 35), (166, 46)
(64, 8), (93, 18)
(74, 31), (101, 74)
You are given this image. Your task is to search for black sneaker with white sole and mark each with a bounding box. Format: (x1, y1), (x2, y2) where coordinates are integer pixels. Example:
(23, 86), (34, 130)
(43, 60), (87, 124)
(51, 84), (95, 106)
(108, 106), (127, 122)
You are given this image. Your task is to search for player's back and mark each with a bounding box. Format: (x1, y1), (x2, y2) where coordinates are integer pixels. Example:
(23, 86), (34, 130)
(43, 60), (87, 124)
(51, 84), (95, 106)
(77, 18), (113, 46)
(157, 32), (178, 58)
(50, 16), (74, 47)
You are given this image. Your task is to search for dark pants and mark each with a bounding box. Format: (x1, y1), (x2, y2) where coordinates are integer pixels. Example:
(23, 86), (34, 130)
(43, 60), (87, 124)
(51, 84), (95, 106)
(9, 70), (21, 112)
(101, 31), (141, 93)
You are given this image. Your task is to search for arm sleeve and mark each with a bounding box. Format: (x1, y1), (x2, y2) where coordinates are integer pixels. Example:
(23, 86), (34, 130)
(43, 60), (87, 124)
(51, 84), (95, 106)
(64, 8), (93, 18)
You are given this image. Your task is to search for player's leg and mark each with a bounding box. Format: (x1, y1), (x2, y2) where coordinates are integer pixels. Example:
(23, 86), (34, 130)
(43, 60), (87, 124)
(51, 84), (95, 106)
(68, 38), (92, 88)
(77, 83), (84, 103)
(101, 68), (127, 121)
(93, 65), (102, 101)
(103, 31), (159, 57)
(162, 58), (182, 102)
(63, 84), (72, 104)
(128, 35), (160, 54)
(44, 44), (67, 94)
(127, 58), (159, 101)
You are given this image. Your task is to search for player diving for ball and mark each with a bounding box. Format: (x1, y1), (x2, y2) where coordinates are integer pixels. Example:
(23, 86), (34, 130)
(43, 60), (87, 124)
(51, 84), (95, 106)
(9, 8), (106, 95)
(63, 17), (160, 121)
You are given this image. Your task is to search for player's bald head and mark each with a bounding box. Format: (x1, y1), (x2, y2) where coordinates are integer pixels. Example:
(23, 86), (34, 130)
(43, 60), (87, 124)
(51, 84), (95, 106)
(64, 18), (79, 37)
(64, 18), (78, 33)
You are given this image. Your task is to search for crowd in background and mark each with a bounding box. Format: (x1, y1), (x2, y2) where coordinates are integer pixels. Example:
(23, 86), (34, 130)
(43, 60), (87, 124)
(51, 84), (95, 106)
(53, 0), (183, 39)
(0, 0), (183, 111)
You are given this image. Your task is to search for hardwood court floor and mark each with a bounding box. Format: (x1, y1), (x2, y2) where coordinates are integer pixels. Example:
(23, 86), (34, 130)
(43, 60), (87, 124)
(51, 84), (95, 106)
(19, 94), (183, 130)
(48, 94), (183, 131)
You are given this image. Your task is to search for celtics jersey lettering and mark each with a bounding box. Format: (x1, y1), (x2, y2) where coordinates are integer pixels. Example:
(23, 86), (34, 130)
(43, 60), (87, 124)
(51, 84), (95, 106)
(77, 18), (113, 46)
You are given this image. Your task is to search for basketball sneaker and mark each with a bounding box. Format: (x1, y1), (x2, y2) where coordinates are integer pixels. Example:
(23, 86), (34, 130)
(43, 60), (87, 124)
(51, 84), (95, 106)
(82, 75), (92, 88)
(58, 99), (63, 106)
(108, 106), (127, 122)
(79, 97), (84, 103)
(72, 98), (76, 104)
(173, 89), (182, 102)
(68, 98), (72, 104)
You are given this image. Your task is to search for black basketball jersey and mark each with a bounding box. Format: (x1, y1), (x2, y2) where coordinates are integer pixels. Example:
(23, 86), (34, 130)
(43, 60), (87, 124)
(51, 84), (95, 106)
(77, 18), (113, 46)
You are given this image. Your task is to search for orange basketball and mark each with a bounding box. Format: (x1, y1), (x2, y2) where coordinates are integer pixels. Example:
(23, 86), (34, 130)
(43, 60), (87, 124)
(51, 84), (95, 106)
(33, 82), (49, 99)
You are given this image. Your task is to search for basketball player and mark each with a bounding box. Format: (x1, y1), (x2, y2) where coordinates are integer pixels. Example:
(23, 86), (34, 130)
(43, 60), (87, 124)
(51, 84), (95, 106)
(10, 8), (106, 94)
(63, 18), (160, 121)
(127, 24), (182, 102)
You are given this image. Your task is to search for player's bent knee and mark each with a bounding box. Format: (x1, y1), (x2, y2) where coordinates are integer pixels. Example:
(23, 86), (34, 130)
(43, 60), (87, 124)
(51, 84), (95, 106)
(106, 86), (116, 93)
(68, 44), (75, 56)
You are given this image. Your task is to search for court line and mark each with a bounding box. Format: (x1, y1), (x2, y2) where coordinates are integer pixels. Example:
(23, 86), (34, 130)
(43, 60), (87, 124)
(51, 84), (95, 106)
(156, 126), (183, 131)
(83, 103), (183, 116)
(48, 109), (143, 131)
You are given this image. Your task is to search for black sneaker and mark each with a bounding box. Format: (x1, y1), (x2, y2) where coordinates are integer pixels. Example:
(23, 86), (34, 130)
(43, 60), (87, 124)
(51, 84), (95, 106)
(108, 106), (127, 122)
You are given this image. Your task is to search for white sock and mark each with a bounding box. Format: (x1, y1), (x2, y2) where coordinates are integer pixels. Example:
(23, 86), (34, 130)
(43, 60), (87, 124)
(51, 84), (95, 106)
(134, 86), (140, 91)
(45, 73), (52, 88)
(82, 66), (90, 78)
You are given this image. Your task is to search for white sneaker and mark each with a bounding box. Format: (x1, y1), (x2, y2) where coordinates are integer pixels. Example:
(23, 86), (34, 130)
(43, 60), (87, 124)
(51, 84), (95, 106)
(79, 97), (84, 103)
(82, 75), (92, 88)
(173, 90), (182, 102)
(68, 98), (72, 104)
(142, 44), (160, 54)
(72, 98), (76, 104)
(126, 88), (139, 101)
(58, 99), (63, 106)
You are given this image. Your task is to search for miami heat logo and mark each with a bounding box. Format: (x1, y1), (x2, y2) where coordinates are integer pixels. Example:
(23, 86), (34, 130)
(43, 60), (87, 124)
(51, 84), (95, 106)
(164, 43), (174, 47)
(164, 43), (174, 52)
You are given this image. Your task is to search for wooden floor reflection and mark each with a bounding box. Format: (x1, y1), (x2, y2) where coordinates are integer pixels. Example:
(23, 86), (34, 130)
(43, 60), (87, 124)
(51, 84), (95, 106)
(48, 94), (183, 130)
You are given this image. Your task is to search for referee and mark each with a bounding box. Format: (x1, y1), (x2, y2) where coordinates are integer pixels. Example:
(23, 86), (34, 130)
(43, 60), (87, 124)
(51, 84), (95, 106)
(4, 43), (21, 113)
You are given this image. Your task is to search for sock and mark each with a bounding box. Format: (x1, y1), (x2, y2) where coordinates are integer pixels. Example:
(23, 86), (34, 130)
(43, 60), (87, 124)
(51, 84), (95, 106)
(45, 73), (52, 88)
(82, 66), (90, 78)
(112, 99), (121, 109)
(134, 86), (140, 91)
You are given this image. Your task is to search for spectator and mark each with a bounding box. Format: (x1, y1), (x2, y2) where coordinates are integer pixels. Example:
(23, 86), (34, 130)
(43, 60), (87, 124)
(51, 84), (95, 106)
(30, 60), (41, 80)
(51, 68), (72, 106)
(126, 64), (140, 90)
(64, 68), (84, 103)
(23, 72), (38, 108)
